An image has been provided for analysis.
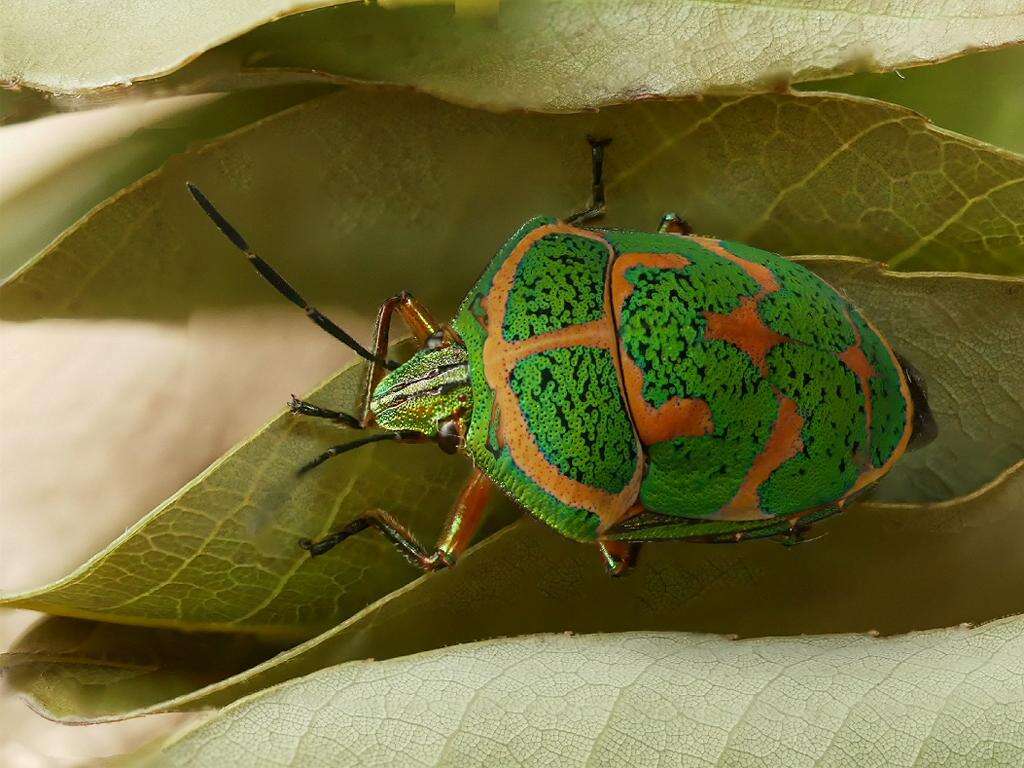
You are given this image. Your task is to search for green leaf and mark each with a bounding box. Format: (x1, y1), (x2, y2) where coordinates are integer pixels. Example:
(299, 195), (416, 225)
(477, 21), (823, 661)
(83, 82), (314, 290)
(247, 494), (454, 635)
(127, 617), (1024, 767)
(796, 257), (1024, 502)
(799, 44), (1024, 155)
(3, 260), (1018, 640)
(3, 90), (1023, 329)
(0, 618), (287, 721)
(0, 85), (333, 281)
(0, 340), (519, 636)
(5, 1), (1024, 117)
(9, 457), (1022, 722)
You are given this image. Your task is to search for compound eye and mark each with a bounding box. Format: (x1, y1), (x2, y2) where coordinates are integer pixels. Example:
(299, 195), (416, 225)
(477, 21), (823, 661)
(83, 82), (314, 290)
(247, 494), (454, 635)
(437, 419), (463, 454)
(425, 329), (446, 350)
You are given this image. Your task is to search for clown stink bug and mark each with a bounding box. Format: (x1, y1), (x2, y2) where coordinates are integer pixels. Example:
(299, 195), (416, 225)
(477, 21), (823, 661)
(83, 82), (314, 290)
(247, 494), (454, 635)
(187, 138), (935, 576)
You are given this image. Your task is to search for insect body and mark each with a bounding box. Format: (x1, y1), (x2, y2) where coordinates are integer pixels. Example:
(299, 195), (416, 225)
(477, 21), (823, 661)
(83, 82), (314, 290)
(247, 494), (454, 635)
(188, 139), (935, 576)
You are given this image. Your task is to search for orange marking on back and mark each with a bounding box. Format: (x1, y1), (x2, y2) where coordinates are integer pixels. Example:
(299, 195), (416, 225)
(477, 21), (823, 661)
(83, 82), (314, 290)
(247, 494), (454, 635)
(610, 251), (715, 447)
(719, 395), (804, 520)
(704, 296), (787, 374)
(629, 387), (714, 446)
(845, 311), (915, 496)
(688, 236), (779, 293)
(497, 319), (613, 360)
(480, 223), (643, 529)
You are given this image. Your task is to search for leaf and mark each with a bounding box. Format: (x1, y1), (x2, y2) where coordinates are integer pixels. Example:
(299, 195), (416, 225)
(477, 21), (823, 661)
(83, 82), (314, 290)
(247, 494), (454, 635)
(0, 1), (354, 94)
(798, 44), (1024, 155)
(5, 2), (1024, 117)
(10, 458), (1023, 722)
(0, 85), (333, 281)
(0, 618), (287, 721)
(0, 340), (519, 636)
(208, 1), (1024, 112)
(3, 90), (1023, 330)
(796, 257), (1024, 502)
(3, 259), (1019, 640)
(126, 618), (1024, 768)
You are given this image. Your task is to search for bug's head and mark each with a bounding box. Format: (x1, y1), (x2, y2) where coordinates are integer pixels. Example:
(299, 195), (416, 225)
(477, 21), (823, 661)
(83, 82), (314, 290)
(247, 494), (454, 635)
(370, 333), (473, 454)
(897, 352), (938, 451)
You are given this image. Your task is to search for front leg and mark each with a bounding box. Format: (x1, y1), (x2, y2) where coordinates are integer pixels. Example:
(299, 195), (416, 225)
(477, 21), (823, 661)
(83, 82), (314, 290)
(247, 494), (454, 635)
(360, 291), (453, 427)
(288, 396), (360, 428)
(289, 291), (449, 429)
(300, 469), (493, 571)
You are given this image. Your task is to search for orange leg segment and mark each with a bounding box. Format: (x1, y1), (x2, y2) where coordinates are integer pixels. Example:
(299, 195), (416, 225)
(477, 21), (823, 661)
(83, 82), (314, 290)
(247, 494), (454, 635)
(300, 469), (493, 572)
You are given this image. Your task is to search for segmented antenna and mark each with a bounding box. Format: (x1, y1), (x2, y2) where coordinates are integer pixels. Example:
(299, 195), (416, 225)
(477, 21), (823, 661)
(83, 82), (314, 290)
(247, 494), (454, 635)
(186, 183), (394, 369)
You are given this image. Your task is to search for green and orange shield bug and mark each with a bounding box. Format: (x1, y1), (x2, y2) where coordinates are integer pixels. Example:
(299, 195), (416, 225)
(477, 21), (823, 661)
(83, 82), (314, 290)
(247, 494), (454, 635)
(187, 138), (936, 576)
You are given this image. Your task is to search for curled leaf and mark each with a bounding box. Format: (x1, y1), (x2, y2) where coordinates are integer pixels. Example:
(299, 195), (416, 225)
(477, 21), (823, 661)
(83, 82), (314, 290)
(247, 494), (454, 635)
(0, 618), (286, 721)
(1, 1), (353, 93)
(4, 89), (1023, 331)
(0, 85), (332, 281)
(9, 458), (1022, 722)
(5, 2), (1024, 115)
(129, 618), (1024, 767)
(0, 340), (518, 636)
(797, 45), (1024, 154)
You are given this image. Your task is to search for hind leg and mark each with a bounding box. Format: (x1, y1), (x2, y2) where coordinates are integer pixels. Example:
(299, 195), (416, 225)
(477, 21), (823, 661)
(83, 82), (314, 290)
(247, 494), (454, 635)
(658, 212), (694, 235)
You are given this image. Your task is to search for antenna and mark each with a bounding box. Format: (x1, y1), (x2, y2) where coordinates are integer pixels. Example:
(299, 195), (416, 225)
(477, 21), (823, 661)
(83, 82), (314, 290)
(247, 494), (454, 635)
(186, 183), (395, 370)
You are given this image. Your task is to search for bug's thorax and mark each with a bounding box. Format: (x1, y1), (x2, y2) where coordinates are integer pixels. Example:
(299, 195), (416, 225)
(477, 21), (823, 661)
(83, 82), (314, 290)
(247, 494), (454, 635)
(370, 343), (473, 448)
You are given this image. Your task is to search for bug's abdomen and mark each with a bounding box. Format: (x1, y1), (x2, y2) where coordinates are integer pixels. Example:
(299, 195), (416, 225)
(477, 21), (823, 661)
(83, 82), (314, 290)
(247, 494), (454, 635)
(607, 231), (912, 523)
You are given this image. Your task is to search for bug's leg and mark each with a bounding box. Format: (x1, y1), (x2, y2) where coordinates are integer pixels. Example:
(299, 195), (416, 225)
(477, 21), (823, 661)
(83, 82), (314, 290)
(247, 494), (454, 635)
(288, 396), (361, 428)
(597, 540), (637, 577)
(777, 517), (827, 547)
(298, 430), (420, 474)
(566, 136), (612, 226)
(300, 469), (493, 571)
(290, 291), (450, 430)
(658, 212), (694, 236)
(186, 183), (389, 370)
(359, 291), (452, 426)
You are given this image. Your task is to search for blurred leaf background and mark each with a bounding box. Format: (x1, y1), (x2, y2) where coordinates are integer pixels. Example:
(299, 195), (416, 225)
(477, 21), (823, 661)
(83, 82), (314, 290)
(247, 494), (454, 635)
(1, 2), (1022, 765)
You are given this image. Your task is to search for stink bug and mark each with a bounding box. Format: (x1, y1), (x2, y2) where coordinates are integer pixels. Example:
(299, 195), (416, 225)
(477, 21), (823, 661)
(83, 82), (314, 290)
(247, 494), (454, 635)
(187, 138), (936, 577)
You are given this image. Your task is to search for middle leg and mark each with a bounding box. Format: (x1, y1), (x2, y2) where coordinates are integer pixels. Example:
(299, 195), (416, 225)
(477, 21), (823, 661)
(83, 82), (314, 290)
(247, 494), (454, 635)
(300, 468), (493, 571)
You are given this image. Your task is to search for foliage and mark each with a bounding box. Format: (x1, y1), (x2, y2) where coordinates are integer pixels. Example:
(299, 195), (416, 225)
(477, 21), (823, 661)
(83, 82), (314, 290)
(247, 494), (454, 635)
(1, 3), (1022, 765)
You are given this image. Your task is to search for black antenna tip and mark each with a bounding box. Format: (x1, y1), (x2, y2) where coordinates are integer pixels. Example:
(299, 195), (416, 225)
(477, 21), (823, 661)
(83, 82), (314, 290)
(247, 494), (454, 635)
(185, 181), (208, 208)
(186, 182), (251, 254)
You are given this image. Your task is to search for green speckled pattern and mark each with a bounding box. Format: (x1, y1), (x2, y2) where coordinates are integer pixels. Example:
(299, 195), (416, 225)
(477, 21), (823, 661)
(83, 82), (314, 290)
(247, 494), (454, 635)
(606, 230), (911, 529)
(725, 240), (856, 351)
(615, 257), (777, 518)
(452, 219), (911, 541)
(614, 240), (761, 407)
(510, 347), (637, 494)
(760, 343), (866, 515)
(502, 233), (608, 342)
(641, 345), (778, 518)
(452, 218), (632, 542)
